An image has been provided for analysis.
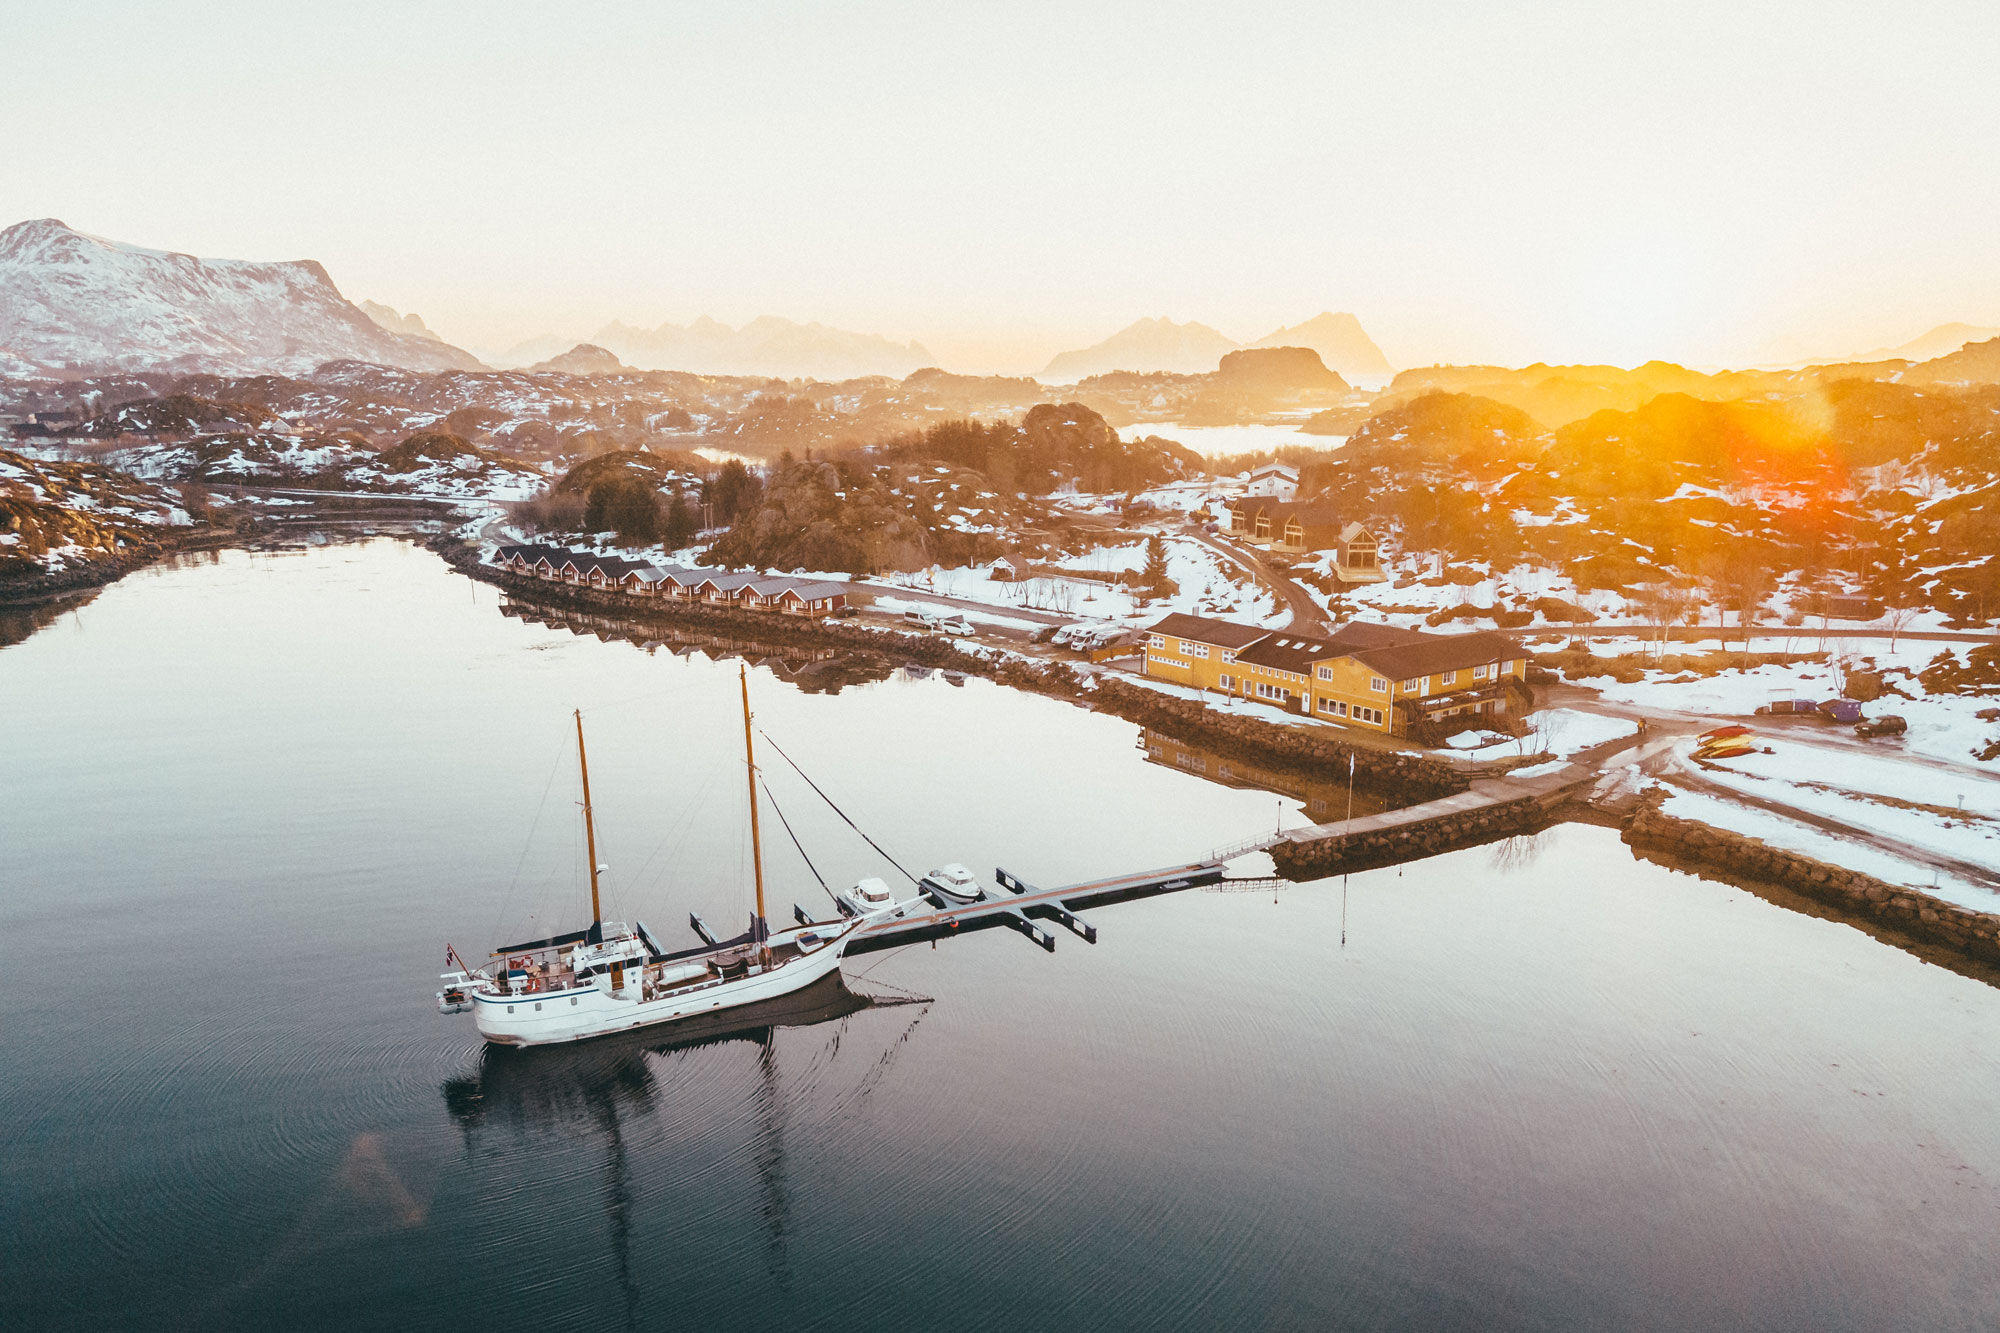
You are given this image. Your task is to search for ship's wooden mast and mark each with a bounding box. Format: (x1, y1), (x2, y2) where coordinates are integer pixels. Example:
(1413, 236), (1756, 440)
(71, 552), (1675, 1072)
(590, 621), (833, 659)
(576, 708), (602, 932)
(740, 665), (769, 960)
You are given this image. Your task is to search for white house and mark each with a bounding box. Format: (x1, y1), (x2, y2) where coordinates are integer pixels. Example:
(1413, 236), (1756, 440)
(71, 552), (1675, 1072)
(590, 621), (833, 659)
(1242, 461), (1299, 500)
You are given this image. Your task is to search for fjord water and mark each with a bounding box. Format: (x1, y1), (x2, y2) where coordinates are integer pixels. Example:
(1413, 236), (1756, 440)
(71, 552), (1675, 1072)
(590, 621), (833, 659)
(3, 540), (1998, 1330)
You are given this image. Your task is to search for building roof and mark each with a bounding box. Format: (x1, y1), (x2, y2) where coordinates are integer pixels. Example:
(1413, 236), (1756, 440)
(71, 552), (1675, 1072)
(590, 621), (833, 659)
(1234, 633), (1344, 673)
(1246, 461), (1299, 479)
(1346, 628), (1524, 681)
(782, 581), (850, 600)
(1148, 613), (1520, 683)
(1146, 612), (1274, 650)
(1323, 620), (1423, 651)
(693, 571), (761, 592)
(1226, 497), (1356, 529)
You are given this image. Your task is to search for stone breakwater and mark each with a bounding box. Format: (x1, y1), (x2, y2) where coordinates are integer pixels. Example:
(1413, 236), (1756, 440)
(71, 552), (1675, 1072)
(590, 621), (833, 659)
(431, 539), (1466, 804)
(1623, 806), (2000, 967)
(1269, 790), (1559, 879)
(1090, 679), (1465, 799)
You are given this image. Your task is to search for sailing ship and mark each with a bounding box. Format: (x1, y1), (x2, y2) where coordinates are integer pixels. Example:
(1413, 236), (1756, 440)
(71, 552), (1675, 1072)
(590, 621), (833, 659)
(435, 666), (876, 1047)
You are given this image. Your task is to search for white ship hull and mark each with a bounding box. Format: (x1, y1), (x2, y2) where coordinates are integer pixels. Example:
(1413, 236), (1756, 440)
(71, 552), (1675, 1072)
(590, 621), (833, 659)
(473, 920), (860, 1048)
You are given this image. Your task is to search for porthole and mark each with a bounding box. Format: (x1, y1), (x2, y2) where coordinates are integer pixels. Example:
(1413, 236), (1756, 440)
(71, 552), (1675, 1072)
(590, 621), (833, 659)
(570, 997), (578, 1006)
(535, 1002), (542, 1010)
(507, 1005), (515, 1014)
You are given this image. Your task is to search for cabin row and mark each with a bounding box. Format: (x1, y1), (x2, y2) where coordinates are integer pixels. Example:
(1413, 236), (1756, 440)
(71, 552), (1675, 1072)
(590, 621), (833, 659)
(494, 544), (850, 618)
(1144, 612), (1530, 738)
(1223, 498), (1386, 582)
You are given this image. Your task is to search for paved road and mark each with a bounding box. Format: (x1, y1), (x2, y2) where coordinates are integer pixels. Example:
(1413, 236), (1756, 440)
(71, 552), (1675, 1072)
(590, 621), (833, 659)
(1538, 680), (2000, 890)
(1182, 527), (1328, 633)
(849, 581), (1073, 628)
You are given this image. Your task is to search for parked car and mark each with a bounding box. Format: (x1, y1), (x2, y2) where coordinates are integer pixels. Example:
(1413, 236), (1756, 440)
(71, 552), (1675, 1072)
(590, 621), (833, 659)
(937, 615), (974, 635)
(903, 608), (939, 628)
(1855, 714), (1908, 739)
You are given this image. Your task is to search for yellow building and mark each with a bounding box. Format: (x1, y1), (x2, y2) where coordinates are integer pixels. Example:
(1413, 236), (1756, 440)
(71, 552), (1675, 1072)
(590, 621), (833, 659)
(1141, 613), (1273, 692)
(1143, 613), (1529, 738)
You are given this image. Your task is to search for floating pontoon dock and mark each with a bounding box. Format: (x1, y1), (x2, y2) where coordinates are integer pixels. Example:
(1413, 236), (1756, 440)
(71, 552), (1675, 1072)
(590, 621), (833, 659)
(779, 859), (1237, 956)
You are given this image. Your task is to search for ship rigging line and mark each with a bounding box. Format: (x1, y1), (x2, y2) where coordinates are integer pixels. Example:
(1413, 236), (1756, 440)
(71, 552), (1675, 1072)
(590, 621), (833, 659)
(759, 776), (840, 905)
(757, 730), (922, 886)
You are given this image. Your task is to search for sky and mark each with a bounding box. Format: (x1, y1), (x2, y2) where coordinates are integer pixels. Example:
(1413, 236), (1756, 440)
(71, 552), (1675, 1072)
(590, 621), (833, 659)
(5, 0), (1999, 373)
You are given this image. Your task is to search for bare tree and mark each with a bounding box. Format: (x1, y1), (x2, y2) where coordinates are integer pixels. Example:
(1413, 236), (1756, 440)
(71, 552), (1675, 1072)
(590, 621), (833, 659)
(1883, 603), (1918, 652)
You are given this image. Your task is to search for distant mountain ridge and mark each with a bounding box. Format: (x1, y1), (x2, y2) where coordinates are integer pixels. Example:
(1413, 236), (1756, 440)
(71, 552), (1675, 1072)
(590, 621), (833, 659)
(0, 219), (484, 376)
(1042, 312), (1392, 384)
(588, 315), (935, 380)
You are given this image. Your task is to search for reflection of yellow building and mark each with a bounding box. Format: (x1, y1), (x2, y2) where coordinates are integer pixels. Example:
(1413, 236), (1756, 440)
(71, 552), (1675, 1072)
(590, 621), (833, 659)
(1143, 612), (1530, 738)
(1138, 731), (1395, 823)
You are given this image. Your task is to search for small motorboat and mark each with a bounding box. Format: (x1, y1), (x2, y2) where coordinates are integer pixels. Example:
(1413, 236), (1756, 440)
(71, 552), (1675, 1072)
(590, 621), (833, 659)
(1699, 723), (1753, 741)
(838, 876), (906, 918)
(920, 863), (986, 904)
(1694, 736), (1757, 760)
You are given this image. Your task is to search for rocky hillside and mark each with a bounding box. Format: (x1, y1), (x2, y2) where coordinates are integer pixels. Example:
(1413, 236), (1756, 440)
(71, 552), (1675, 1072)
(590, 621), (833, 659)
(0, 219), (484, 376)
(0, 447), (197, 580)
(1305, 381), (2000, 621)
(1247, 313), (1393, 385)
(528, 343), (635, 376)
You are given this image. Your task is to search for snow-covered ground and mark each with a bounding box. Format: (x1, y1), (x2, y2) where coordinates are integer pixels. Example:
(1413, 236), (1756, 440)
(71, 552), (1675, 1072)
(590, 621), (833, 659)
(882, 537), (1281, 630)
(1682, 736), (2000, 870)
(1654, 786), (1999, 914)
(1523, 707), (1641, 755)
(1573, 645), (1999, 769)
(864, 594), (1048, 632)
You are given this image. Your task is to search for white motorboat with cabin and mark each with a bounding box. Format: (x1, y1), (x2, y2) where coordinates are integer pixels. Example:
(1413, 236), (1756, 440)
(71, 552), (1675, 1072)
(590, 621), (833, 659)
(435, 667), (878, 1047)
(920, 862), (986, 905)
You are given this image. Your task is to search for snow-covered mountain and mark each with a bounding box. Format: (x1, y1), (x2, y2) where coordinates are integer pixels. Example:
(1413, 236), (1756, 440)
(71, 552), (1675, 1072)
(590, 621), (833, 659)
(0, 219), (484, 376)
(588, 315), (935, 380)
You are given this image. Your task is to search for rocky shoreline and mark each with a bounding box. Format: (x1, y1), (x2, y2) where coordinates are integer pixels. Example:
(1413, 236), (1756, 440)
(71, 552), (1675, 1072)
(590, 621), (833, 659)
(1269, 791), (1562, 879)
(1623, 804), (2000, 969)
(426, 536), (1470, 804)
(0, 518), (248, 607)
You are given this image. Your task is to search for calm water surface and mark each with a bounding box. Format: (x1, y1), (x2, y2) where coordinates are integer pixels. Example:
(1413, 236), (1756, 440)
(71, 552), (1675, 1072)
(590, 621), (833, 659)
(2, 539), (1997, 1330)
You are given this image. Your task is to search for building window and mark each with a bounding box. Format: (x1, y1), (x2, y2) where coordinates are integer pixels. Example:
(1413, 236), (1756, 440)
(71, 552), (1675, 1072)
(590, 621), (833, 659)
(1352, 705), (1383, 725)
(1223, 650), (1236, 663)
(1316, 665), (1333, 681)
(1148, 634), (1165, 649)
(1441, 670), (1457, 686)
(1190, 644), (1211, 658)
(1219, 674), (1232, 689)
(1317, 697), (1347, 717)
(1402, 678), (1421, 693)
(1473, 663), (1490, 680)
(1370, 677), (1387, 693)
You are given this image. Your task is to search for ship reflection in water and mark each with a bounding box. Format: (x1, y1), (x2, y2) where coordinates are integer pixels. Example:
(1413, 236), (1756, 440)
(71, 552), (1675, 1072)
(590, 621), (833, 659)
(1137, 729), (1401, 825)
(440, 974), (907, 1319)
